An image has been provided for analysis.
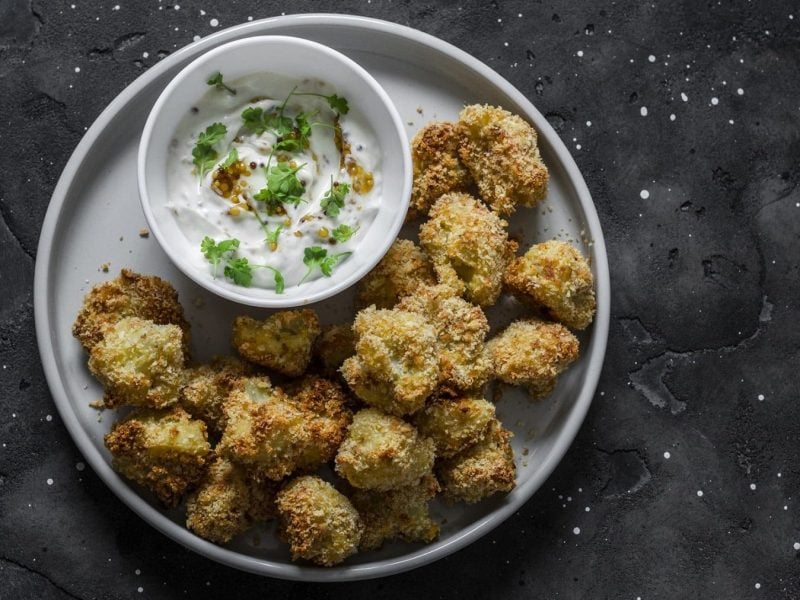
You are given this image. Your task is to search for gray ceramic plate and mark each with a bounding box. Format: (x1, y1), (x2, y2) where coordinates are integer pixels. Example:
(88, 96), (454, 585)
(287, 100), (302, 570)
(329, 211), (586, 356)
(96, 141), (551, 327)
(34, 14), (610, 582)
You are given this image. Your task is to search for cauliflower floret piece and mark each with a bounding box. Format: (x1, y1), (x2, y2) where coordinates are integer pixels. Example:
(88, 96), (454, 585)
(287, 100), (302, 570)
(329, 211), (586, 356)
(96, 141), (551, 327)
(487, 318), (579, 399)
(504, 240), (596, 330)
(72, 268), (190, 355)
(414, 395), (496, 458)
(408, 122), (473, 220)
(340, 307), (440, 416)
(276, 476), (363, 566)
(458, 104), (549, 215)
(419, 192), (517, 307)
(313, 323), (356, 377)
(185, 456), (278, 544)
(179, 356), (254, 436)
(397, 284), (491, 393)
(437, 420), (516, 503)
(104, 406), (210, 507)
(88, 316), (185, 409)
(350, 474), (440, 551)
(355, 239), (436, 309)
(232, 310), (320, 376)
(335, 408), (435, 491)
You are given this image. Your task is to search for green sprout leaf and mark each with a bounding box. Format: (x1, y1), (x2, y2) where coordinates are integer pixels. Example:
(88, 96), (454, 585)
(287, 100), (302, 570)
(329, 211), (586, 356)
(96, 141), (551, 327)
(241, 106), (294, 137)
(200, 236), (239, 276)
(220, 147), (239, 169)
(206, 71), (237, 95)
(223, 257), (253, 287)
(192, 122), (227, 179)
(331, 223), (358, 244)
(320, 178), (350, 218)
(300, 246), (351, 283)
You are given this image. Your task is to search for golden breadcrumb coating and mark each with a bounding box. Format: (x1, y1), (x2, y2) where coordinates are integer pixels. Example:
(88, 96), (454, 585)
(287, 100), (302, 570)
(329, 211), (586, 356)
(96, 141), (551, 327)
(409, 121), (473, 220)
(415, 395), (496, 458)
(88, 316), (185, 409)
(457, 104), (549, 215)
(437, 420), (516, 503)
(397, 284), (491, 393)
(313, 323), (356, 376)
(355, 239), (436, 309)
(350, 474), (440, 551)
(276, 476), (363, 566)
(72, 268), (190, 355)
(104, 406), (210, 507)
(419, 192), (518, 306)
(180, 356), (254, 436)
(335, 408), (435, 491)
(232, 310), (320, 376)
(185, 456), (278, 544)
(487, 318), (580, 399)
(218, 376), (348, 480)
(504, 240), (596, 330)
(340, 307), (440, 416)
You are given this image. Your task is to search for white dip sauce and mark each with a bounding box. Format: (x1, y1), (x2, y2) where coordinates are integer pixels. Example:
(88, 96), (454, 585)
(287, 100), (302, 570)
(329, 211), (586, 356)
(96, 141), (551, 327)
(166, 73), (382, 291)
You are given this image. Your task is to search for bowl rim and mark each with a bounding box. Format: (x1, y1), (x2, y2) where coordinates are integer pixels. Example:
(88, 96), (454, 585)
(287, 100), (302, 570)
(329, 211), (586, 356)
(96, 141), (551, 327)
(137, 34), (412, 308)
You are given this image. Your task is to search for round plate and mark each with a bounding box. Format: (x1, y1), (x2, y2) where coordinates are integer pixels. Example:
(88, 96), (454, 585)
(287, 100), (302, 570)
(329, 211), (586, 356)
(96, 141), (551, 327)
(34, 14), (610, 582)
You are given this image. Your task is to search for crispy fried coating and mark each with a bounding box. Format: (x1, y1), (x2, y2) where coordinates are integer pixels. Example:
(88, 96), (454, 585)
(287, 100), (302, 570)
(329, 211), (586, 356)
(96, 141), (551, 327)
(340, 307), (440, 416)
(313, 323), (356, 376)
(504, 240), (596, 330)
(419, 193), (518, 307)
(218, 376), (348, 480)
(179, 356), (254, 436)
(335, 408), (435, 491)
(397, 284), (491, 393)
(232, 310), (320, 376)
(487, 318), (579, 399)
(437, 420), (516, 503)
(104, 406), (210, 507)
(185, 456), (278, 544)
(355, 239), (437, 309)
(276, 476), (363, 566)
(409, 122), (473, 220)
(72, 268), (190, 355)
(88, 316), (185, 409)
(350, 474), (440, 551)
(457, 104), (549, 215)
(415, 395), (496, 458)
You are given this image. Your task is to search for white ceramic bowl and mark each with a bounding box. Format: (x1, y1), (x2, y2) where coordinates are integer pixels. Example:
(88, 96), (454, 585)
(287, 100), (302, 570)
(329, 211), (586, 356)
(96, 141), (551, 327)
(138, 35), (411, 307)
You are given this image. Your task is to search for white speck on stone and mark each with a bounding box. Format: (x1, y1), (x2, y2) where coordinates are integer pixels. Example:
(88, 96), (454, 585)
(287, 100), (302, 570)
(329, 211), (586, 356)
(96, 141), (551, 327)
(737, 88), (744, 95)
(640, 189), (650, 199)
(711, 97), (719, 105)
(74, 66), (81, 73)
(585, 506), (590, 512)
(697, 490), (704, 497)
(758, 394), (765, 401)
(174, 4), (179, 9)
(778, 472), (782, 478)
(750, 483), (757, 490)
(112, 4), (120, 9)
(76, 462), (85, 471)
(729, 119), (735, 124)
(46, 414), (52, 422)
(573, 527), (581, 535)
(577, 50), (584, 57)
(793, 542), (800, 550)
(137, 587), (143, 593)
(46, 478), (54, 485)
(648, 54), (656, 62)
(640, 106), (648, 116)
(755, 583), (761, 590)
(209, 17), (219, 27)
(135, 569), (141, 575)
(664, 451), (671, 459)
(193, 35), (201, 42)
(576, 144), (582, 150)
(247, 16), (253, 21)
(142, 51), (149, 58)
(681, 92), (688, 102)
(586, 120), (592, 126)
(670, 113), (676, 121)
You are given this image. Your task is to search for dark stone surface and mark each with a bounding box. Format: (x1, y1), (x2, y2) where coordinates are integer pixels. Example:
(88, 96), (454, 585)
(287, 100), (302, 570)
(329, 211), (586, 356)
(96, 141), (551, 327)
(1, 1), (799, 598)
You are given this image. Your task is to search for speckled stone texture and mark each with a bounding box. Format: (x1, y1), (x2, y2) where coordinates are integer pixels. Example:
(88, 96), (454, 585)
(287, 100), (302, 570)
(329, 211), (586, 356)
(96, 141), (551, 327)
(1, 1), (798, 598)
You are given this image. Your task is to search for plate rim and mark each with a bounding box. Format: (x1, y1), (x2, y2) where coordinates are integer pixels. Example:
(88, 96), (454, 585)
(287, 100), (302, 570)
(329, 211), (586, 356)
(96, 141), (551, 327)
(33, 13), (610, 582)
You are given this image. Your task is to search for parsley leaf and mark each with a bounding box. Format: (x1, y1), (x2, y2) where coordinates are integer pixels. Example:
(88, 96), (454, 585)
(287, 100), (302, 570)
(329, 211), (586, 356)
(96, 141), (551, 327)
(200, 236), (239, 276)
(206, 71), (237, 95)
(326, 94), (349, 115)
(320, 178), (350, 218)
(331, 223), (358, 243)
(265, 224), (283, 251)
(224, 257), (253, 287)
(267, 267), (285, 294)
(300, 246), (351, 282)
(241, 106), (294, 137)
(192, 122), (227, 179)
(220, 147), (239, 169)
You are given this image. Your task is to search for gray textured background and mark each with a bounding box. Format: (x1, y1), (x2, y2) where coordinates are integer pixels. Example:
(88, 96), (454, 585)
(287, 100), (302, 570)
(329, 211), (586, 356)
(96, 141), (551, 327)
(1, 1), (799, 598)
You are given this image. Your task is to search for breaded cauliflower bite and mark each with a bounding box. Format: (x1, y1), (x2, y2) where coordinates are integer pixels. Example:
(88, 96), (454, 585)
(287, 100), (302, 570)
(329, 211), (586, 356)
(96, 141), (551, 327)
(504, 240), (596, 330)
(487, 318), (580, 400)
(415, 395), (496, 458)
(355, 239), (436, 309)
(180, 356), (254, 436)
(437, 420), (516, 504)
(350, 474), (440, 551)
(72, 268), (190, 354)
(409, 121), (473, 220)
(232, 310), (320, 376)
(340, 307), (440, 416)
(335, 408), (435, 491)
(88, 316), (185, 409)
(104, 406), (210, 507)
(218, 376), (347, 480)
(457, 104), (549, 215)
(419, 192), (518, 307)
(313, 323), (356, 376)
(185, 456), (278, 544)
(397, 284), (491, 392)
(276, 476), (363, 566)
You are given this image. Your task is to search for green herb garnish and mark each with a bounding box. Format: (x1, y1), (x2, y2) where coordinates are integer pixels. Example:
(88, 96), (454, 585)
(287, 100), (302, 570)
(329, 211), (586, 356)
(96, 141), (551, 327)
(331, 223), (358, 243)
(200, 236), (239, 276)
(223, 257), (253, 287)
(265, 224), (283, 251)
(268, 267), (285, 294)
(206, 71), (236, 95)
(200, 236), (284, 293)
(220, 147), (239, 169)
(241, 106), (294, 137)
(192, 122), (227, 179)
(254, 162), (307, 213)
(320, 177), (350, 218)
(294, 92), (350, 115)
(300, 246), (351, 282)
